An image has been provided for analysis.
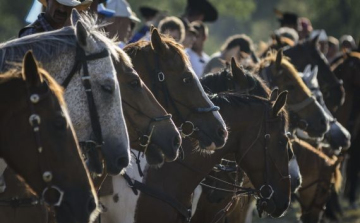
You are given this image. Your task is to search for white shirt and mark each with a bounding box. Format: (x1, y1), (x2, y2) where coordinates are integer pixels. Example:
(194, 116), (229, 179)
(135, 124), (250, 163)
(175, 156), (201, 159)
(185, 48), (210, 79)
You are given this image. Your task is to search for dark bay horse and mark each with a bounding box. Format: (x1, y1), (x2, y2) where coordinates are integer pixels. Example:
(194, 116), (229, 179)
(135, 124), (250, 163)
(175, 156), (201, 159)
(114, 48), (181, 165)
(283, 36), (345, 112)
(0, 52), (98, 223)
(192, 60), (300, 223)
(124, 28), (228, 152)
(257, 50), (329, 138)
(134, 92), (291, 223)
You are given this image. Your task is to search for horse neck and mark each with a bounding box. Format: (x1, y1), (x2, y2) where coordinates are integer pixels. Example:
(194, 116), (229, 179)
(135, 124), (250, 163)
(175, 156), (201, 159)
(292, 140), (324, 175)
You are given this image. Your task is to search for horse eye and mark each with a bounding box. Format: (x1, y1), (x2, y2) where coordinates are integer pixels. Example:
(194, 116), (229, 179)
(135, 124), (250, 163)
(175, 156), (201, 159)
(183, 77), (193, 84)
(130, 79), (140, 88)
(101, 85), (113, 94)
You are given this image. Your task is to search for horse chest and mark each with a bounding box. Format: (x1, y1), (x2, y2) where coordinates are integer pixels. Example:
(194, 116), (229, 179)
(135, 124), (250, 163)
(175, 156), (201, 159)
(99, 150), (147, 223)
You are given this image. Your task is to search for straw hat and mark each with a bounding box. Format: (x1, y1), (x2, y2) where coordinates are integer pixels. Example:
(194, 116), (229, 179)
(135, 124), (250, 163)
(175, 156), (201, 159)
(38, 0), (93, 11)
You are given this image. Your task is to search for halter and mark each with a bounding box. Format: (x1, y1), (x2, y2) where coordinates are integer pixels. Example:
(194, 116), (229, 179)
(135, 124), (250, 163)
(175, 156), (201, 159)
(292, 153), (334, 215)
(144, 53), (220, 138)
(0, 81), (64, 208)
(61, 45), (110, 171)
(259, 65), (315, 130)
(122, 99), (172, 152)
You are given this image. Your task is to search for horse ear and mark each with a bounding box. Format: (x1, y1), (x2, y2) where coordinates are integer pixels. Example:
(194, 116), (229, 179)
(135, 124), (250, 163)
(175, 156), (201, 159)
(309, 65), (318, 82)
(22, 51), (43, 87)
(230, 57), (248, 89)
(151, 28), (167, 55)
(75, 21), (89, 48)
(71, 8), (81, 26)
(150, 24), (155, 32)
(272, 90), (288, 117)
(275, 49), (283, 71)
(311, 34), (320, 46)
(269, 87), (279, 102)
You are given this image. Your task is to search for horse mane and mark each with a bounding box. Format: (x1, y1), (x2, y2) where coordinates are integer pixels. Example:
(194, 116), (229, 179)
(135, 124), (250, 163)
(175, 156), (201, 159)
(258, 50), (311, 96)
(0, 13), (120, 70)
(293, 139), (342, 192)
(124, 34), (191, 67)
(201, 68), (271, 98)
(0, 68), (65, 106)
(114, 45), (133, 68)
(210, 92), (288, 128)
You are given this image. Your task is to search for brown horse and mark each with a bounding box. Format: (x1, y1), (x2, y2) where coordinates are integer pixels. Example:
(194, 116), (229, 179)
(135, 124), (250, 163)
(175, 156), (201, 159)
(283, 36), (345, 112)
(192, 59), (300, 223)
(220, 139), (341, 223)
(256, 50), (329, 138)
(0, 51), (98, 223)
(292, 139), (342, 223)
(114, 47), (181, 165)
(124, 28), (228, 154)
(134, 92), (291, 223)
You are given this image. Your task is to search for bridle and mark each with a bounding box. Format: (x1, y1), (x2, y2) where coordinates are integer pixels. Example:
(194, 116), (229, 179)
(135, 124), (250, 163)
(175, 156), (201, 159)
(143, 52), (220, 138)
(0, 80), (64, 207)
(122, 99), (172, 152)
(293, 164), (333, 215)
(61, 44), (110, 172)
(259, 64), (315, 131)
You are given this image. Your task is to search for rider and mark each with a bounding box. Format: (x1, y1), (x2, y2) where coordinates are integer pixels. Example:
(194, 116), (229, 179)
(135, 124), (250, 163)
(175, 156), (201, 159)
(19, 0), (92, 38)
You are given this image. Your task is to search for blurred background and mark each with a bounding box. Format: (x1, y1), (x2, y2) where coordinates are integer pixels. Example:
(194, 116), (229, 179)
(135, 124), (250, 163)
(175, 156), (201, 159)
(1, 0), (359, 54)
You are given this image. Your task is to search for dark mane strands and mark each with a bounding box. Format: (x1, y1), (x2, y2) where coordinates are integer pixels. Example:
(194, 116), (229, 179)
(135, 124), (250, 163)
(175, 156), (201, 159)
(201, 67), (271, 97)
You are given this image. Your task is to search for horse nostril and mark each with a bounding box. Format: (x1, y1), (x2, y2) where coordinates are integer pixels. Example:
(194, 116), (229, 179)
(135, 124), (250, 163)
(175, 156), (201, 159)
(87, 195), (97, 213)
(116, 157), (129, 169)
(173, 135), (181, 149)
(217, 128), (228, 139)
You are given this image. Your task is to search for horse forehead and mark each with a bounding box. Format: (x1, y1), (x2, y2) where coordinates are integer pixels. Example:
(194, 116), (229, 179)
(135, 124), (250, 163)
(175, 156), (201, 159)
(88, 57), (116, 80)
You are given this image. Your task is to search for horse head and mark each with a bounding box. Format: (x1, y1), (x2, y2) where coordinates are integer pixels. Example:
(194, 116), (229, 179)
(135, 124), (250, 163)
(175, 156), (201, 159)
(259, 50), (329, 138)
(114, 47), (181, 166)
(125, 28), (228, 151)
(0, 51), (98, 223)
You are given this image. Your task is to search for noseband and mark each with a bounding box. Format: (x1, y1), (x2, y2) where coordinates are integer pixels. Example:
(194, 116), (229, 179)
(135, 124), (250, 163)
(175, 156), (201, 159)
(61, 45), (110, 169)
(122, 99), (172, 152)
(144, 53), (219, 138)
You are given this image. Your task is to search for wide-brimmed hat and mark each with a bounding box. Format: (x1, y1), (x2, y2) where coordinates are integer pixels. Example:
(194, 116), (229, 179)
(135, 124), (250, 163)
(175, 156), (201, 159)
(38, 0), (93, 11)
(185, 0), (218, 22)
(274, 9), (298, 28)
(139, 6), (159, 19)
(98, 0), (140, 22)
